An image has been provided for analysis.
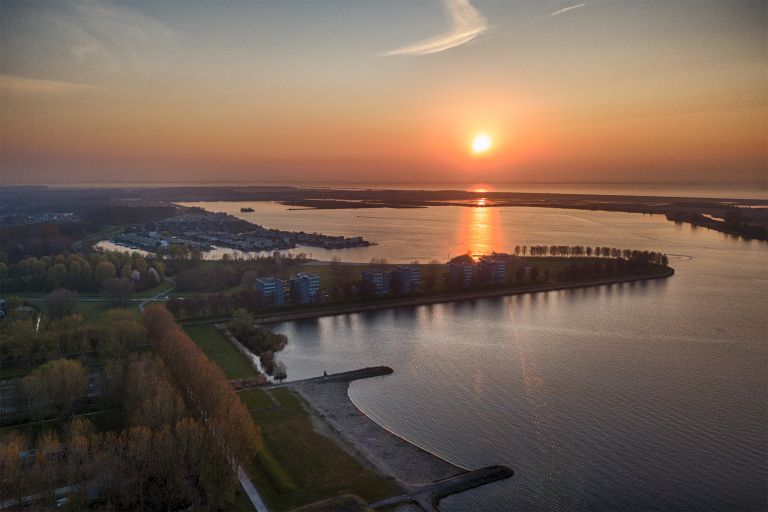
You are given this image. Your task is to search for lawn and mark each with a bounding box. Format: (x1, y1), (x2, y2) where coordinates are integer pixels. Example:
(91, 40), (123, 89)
(246, 388), (400, 511)
(238, 388), (274, 411)
(183, 324), (258, 380)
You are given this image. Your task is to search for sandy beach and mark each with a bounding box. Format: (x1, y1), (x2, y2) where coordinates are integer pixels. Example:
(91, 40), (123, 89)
(283, 376), (464, 489)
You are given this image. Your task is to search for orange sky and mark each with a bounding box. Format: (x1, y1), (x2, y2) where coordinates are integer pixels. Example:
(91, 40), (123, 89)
(1, 1), (765, 184)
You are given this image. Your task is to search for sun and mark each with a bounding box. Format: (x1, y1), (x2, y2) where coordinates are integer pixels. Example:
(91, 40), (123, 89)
(471, 134), (492, 154)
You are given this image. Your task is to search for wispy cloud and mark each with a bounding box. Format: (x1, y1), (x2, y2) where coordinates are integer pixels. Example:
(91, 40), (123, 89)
(549, 3), (587, 17)
(0, 74), (98, 98)
(382, 0), (487, 56)
(53, 1), (177, 71)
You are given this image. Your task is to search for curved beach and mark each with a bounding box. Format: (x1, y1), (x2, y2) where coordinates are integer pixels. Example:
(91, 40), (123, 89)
(276, 369), (465, 488)
(268, 368), (514, 510)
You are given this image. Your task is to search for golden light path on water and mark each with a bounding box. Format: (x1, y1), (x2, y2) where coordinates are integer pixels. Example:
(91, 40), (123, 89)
(457, 200), (505, 257)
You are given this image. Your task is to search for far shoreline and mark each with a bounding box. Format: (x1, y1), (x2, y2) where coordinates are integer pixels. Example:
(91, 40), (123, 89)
(233, 266), (676, 325)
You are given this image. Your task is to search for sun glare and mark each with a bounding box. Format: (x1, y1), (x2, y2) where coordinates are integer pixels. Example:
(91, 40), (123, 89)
(471, 134), (492, 154)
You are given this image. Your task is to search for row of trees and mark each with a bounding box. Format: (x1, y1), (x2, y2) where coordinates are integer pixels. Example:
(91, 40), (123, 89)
(143, 305), (262, 471)
(513, 245), (668, 266)
(0, 251), (164, 293)
(1, 355), (236, 510)
(166, 290), (264, 320)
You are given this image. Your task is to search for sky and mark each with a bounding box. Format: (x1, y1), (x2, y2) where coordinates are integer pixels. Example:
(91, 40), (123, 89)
(0, 0), (765, 185)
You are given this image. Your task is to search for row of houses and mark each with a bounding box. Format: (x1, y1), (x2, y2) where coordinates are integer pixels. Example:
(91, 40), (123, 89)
(254, 272), (320, 305)
(361, 266), (420, 294)
(449, 256), (508, 287)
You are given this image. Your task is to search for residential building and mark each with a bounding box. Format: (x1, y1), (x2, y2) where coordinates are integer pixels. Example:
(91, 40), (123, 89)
(390, 266), (420, 293)
(255, 277), (286, 305)
(290, 272), (320, 304)
(361, 269), (391, 294)
(479, 257), (508, 284)
(449, 262), (479, 287)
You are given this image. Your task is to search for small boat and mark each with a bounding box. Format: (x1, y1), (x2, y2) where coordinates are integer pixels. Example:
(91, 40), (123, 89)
(240, 207), (255, 212)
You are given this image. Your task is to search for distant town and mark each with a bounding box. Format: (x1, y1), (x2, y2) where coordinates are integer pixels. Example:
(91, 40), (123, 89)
(112, 209), (373, 254)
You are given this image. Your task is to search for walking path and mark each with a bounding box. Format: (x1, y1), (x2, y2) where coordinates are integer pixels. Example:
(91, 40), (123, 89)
(237, 466), (269, 512)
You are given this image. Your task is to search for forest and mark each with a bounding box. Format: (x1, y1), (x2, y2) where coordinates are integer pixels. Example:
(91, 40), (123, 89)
(0, 305), (261, 510)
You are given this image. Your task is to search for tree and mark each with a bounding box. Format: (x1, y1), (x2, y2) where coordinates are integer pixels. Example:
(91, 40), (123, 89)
(0, 431), (30, 505)
(241, 270), (259, 290)
(22, 359), (87, 418)
(98, 309), (147, 356)
(102, 277), (133, 306)
(2, 318), (38, 368)
(33, 430), (62, 507)
(46, 263), (67, 290)
(95, 261), (117, 286)
(47, 314), (91, 355)
(45, 288), (78, 319)
(148, 267), (161, 284)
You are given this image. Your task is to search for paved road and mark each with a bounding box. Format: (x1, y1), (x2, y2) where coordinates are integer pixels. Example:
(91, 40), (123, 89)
(237, 466), (269, 512)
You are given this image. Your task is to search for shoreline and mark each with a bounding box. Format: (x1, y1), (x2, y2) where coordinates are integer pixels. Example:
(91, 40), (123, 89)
(250, 266), (675, 324)
(271, 368), (513, 509)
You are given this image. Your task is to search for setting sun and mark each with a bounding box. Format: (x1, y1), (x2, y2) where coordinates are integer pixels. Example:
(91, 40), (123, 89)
(471, 134), (493, 154)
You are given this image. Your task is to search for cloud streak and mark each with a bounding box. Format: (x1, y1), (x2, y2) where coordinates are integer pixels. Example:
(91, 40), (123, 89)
(549, 3), (587, 17)
(383, 0), (487, 56)
(0, 74), (98, 98)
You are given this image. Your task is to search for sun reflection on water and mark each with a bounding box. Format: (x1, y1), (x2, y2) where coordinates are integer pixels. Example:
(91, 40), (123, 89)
(457, 202), (505, 256)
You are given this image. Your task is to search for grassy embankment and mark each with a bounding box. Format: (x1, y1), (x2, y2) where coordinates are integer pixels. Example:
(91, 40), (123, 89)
(182, 324), (258, 380)
(182, 326), (400, 510)
(244, 388), (400, 510)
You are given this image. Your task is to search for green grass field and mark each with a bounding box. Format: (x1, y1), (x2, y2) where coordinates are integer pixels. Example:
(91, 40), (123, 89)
(183, 324), (258, 380)
(238, 388), (274, 411)
(246, 388), (400, 510)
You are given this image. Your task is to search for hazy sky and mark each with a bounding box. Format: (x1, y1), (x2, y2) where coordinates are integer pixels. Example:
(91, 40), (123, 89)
(1, 0), (765, 185)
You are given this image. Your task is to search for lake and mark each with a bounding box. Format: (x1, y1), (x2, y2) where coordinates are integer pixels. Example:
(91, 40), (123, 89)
(192, 201), (767, 511)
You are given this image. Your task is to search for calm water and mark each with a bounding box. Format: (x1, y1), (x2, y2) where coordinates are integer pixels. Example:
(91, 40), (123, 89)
(198, 202), (767, 510)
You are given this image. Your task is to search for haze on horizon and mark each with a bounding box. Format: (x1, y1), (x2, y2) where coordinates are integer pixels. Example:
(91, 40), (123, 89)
(0, 0), (765, 186)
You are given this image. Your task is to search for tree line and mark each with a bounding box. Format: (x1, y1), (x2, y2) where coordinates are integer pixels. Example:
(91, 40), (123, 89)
(513, 245), (668, 266)
(0, 251), (165, 294)
(143, 305), (262, 472)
